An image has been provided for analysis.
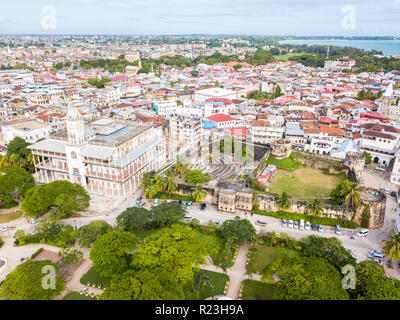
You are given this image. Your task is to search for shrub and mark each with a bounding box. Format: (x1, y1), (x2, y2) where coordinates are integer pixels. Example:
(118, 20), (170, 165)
(31, 248), (44, 259)
(154, 192), (193, 201)
(252, 210), (359, 229)
(0, 236), (3, 248)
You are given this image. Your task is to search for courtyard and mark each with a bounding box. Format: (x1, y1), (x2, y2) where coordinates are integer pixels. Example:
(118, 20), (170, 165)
(268, 167), (346, 198)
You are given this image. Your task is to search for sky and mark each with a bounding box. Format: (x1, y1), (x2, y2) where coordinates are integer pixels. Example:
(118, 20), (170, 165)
(0, 0), (399, 36)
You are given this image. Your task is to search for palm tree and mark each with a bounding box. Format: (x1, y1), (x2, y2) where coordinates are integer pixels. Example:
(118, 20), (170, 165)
(194, 270), (214, 295)
(342, 183), (361, 209)
(141, 173), (158, 199)
(277, 192), (291, 210)
(154, 174), (166, 193)
(164, 169), (178, 196)
(307, 198), (324, 217)
(382, 232), (400, 261)
(192, 185), (207, 203)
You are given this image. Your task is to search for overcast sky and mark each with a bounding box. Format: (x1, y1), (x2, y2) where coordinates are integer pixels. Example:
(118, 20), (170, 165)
(0, 0), (399, 35)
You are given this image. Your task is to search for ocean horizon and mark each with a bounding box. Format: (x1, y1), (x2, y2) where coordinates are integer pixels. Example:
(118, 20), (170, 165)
(279, 39), (400, 56)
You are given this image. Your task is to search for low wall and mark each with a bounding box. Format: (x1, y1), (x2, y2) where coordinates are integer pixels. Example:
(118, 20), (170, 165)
(255, 187), (386, 229)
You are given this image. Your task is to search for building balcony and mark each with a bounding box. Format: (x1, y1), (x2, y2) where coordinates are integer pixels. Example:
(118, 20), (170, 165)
(35, 161), (68, 173)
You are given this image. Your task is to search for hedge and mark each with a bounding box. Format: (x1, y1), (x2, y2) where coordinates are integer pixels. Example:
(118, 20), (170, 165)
(252, 210), (359, 229)
(31, 247), (44, 259)
(154, 192), (193, 201)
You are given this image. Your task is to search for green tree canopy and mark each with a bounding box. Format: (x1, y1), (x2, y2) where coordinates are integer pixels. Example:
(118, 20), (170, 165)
(151, 201), (186, 227)
(0, 260), (66, 300)
(21, 180), (90, 218)
(90, 230), (139, 278)
(0, 166), (34, 204)
(354, 261), (400, 300)
(300, 235), (356, 270)
(116, 207), (152, 231)
(221, 216), (257, 246)
(183, 170), (210, 185)
(262, 256), (349, 300)
(75, 220), (111, 247)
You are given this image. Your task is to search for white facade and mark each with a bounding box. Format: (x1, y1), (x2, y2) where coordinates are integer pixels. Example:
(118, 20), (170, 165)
(2, 120), (52, 144)
(194, 87), (237, 102)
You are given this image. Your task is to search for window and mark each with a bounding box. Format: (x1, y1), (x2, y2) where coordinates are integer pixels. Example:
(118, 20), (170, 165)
(71, 151), (77, 159)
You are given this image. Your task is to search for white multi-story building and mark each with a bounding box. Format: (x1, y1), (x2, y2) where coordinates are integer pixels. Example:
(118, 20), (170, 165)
(249, 120), (284, 144)
(28, 104), (167, 199)
(169, 115), (202, 159)
(194, 87), (237, 102)
(1, 120), (52, 144)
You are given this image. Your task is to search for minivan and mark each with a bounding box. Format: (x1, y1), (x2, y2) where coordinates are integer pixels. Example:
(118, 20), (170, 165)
(357, 230), (369, 237)
(299, 219), (305, 230)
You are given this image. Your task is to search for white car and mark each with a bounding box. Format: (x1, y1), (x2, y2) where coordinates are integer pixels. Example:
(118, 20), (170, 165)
(152, 199), (159, 207)
(31, 218), (36, 224)
(335, 225), (341, 235)
(1, 226), (7, 232)
(357, 230), (369, 237)
(305, 221), (311, 230)
(318, 224), (323, 232)
(368, 250), (384, 259)
(288, 220), (294, 228)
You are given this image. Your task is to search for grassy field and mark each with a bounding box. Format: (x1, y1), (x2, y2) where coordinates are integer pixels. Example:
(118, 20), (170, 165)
(273, 53), (308, 61)
(63, 291), (97, 300)
(268, 167), (346, 198)
(80, 268), (110, 288)
(186, 270), (229, 300)
(194, 230), (235, 268)
(266, 155), (302, 171)
(241, 280), (274, 300)
(247, 244), (300, 274)
(0, 201), (19, 210)
(0, 210), (22, 224)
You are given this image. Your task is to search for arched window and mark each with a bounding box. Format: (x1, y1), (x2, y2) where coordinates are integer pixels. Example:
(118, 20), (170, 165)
(71, 151), (77, 159)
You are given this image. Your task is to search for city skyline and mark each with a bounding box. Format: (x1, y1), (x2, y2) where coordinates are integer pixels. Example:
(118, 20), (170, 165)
(0, 0), (399, 36)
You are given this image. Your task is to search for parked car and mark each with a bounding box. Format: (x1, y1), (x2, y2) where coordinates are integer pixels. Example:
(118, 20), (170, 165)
(357, 230), (369, 237)
(384, 188), (390, 194)
(255, 220), (267, 226)
(368, 257), (382, 265)
(186, 201), (193, 209)
(318, 224), (323, 232)
(200, 203), (206, 211)
(299, 219), (305, 230)
(288, 220), (294, 228)
(152, 198), (159, 207)
(294, 220), (299, 229)
(281, 219), (287, 227)
(311, 223), (318, 230)
(178, 200), (183, 206)
(211, 219), (220, 226)
(391, 191), (397, 197)
(335, 225), (341, 235)
(183, 215), (192, 222)
(305, 221), (311, 230)
(368, 250), (384, 259)
(137, 202), (146, 207)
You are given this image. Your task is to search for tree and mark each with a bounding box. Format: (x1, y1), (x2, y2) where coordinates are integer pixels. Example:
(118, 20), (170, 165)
(193, 270), (214, 295)
(154, 174), (166, 193)
(354, 260), (400, 300)
(174, 161), (188, 176)
(221, 216), (257, 246)
(382, 232), (400, 262)
(34, 218), (63, 242)
(184, 170), (210, 185)
(116, 207), (152, 231)
(0, 166), (34, 205)
(75, 220), (111, 247)
(363, 151), (372, 165)
(0, 260), (66, 300)
(164, 169), (178, 196)
(191, 185), (208, 203)
(6, 136), (30, 160)
(233, 64), (242, 70)
(307, 198), (324, 217)
(21, 180), (90, 218)
(90, 230), (139, 278)
(58, 248), (83, 265)
(277, 192), (291, 210)
(300, 235), (356, 270)
(272, 85), (282, 98)
(262, 256), (349, 300)
(330, 179), (360, 206)
(141, 172), (158, 198)
(151, 201), (186, 227)
(343, 183), (361, 209)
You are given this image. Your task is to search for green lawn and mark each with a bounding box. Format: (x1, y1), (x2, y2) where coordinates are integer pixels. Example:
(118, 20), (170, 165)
(0, 201), (19, 210)
(273, 53), (308, 61)
(194, 230), (235, 268)
(241, 280), (274, 300)
(80, 268), (110, 288)
(268, 167), (346, 198)
(63, 291), (97, 300)
(266, 155), (302, 171)
(247, 244), (300, 274)
(186, 270), (229, 300)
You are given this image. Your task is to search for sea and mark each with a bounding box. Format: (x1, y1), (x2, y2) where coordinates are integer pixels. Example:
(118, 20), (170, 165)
(279, 39), (400, 56)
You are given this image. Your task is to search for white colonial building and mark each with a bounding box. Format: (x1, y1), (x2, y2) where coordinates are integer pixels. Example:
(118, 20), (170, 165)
(28, 104), (167, 199)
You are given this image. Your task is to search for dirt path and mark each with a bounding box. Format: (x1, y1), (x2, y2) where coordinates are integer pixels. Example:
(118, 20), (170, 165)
(225, 244), (249, 299)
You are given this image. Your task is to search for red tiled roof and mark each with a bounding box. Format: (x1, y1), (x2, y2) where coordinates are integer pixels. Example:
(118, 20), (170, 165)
(207, 113), (236, 123)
